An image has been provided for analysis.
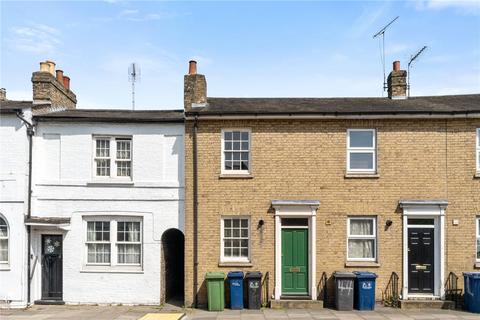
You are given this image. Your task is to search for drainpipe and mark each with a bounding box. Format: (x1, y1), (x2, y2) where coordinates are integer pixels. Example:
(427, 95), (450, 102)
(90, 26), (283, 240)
(16, 111), (34, 305)
(192, 116), (199, 307)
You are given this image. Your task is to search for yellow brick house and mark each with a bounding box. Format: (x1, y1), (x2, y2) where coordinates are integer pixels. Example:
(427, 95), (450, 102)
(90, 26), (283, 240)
(182, 60), (480, 308)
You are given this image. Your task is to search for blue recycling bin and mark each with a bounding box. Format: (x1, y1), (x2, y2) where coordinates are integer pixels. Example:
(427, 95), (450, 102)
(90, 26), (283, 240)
(463, 272), (480, 313)
(227, 271), (244, 310)
(353, 271), (377, 310)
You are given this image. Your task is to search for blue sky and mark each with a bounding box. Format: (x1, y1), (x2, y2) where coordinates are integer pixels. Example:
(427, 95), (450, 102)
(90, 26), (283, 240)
(1, 0), (479, 110)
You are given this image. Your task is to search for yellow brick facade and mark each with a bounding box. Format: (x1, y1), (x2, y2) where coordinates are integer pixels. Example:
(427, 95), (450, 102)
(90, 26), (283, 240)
(184, 118), (480, 307)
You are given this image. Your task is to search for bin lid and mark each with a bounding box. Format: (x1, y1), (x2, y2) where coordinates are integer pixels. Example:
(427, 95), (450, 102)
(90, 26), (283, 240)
(246, 271), (262, 279)
(205, 272), (225, 279)
(227, 271), (244, 278)
(463, 272), (480, 278)
(353, 271), (378, 279)
(333, 271), (355, 278)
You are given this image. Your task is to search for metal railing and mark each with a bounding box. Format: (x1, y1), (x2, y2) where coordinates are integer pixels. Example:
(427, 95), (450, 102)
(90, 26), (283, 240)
(382, 272), (400, 308)
(317, 272), (328, 303)
(262, 271), (270, 307)
(445, 271), (462, 309)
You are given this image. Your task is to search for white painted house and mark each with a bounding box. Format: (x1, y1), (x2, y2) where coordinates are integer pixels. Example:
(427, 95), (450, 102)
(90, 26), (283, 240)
(28, 109), (185, 305)
(0, 100), (32, 308)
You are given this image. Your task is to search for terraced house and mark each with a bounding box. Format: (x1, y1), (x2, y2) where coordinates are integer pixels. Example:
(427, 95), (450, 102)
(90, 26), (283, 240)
(183, 60), (480, 308)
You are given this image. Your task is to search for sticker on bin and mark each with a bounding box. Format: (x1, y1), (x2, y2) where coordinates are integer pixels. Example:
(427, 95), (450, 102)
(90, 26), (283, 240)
(232, 282), (241, 286)
(250, 281), (259, 289)
(362, 282), (372, 289)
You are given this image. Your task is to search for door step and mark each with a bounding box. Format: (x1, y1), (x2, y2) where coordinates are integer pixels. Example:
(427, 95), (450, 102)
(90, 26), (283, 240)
(399, 299), (455, 310)
(271, 299), (323, 309)
(34, 300), (65, 305)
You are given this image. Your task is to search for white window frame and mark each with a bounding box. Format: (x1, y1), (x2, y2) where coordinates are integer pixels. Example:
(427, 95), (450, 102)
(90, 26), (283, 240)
(476, 128), (479, 173)
(85, 220), (111, 266)
(0, 215), (9, 265)
(83, 216), (142, 268)
(347, 217), (377, 262)
(220, 216), (251, 263)
(476, 217), (480, 262)
(221, 129), (251, 175)
(92, 136), (133, 180)
(347, 129), (377, 173)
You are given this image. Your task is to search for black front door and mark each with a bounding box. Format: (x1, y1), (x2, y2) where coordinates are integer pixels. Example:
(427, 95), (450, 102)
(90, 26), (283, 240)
(41, 235), (63, 300)
(408, 228), (434, 294)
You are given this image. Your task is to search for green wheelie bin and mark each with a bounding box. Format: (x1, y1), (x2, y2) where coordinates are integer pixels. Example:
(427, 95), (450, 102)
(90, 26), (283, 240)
(206, 272), (225, 311)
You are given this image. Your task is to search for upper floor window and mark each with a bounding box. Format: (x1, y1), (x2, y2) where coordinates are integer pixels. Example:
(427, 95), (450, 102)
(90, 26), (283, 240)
(476, 217), (480, 261)
(85, 217), (142, 268)
(221, 129), (251, 174)
(221, 217), (250, 263)
(476, 128), (479, 172)
(94, 137), (132, 179)
(347, 129), (376, 173)
(0, 216), (8, 264)
(347, 217), (377, 261)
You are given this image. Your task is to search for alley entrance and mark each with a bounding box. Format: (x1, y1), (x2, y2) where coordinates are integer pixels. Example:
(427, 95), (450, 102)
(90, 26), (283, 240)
(161, 228), (184, 305)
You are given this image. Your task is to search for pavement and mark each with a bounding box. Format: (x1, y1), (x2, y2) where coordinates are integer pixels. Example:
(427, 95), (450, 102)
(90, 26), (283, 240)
(1, 304), (480, 320)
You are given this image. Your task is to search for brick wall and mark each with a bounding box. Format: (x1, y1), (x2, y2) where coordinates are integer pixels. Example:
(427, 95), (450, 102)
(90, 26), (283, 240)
(184, 118), (480, 307)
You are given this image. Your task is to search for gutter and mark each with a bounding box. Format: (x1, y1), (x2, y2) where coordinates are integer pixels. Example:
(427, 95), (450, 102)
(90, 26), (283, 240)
(184, 111), (480, 120)
(15, 111), (34, 306)
(192, 116), (199, 307)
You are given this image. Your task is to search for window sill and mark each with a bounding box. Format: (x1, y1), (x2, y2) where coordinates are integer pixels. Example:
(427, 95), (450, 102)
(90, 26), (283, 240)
(474, 262), (480, 269)
(87, 181), (134, 187)
(219, 174), (253, 179)
(474, 172), (480, 179)
(80, 268), (143, 274)
(345, 261), (380, 268)
(218, 261), (253, 267)
(0, 265), (11, 271)
(345, 173), (380, 179)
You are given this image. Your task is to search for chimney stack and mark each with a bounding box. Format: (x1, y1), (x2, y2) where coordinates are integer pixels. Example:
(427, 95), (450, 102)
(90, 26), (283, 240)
(0, 88), (6, 101)
(184, 60), (207, 110)
(32, 60), (76, 109)
(387, 60), (407, 99)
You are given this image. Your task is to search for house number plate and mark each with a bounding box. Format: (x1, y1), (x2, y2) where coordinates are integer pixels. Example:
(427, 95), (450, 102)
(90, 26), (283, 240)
(289, 267), (300, 273)
(415, 265), (427, 270)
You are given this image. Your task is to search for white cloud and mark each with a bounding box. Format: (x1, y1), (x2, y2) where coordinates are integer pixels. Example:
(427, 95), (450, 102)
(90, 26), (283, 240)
(350, 3), (391, 38)
(414, 0), (480, 14)
(8, 23), (61, 55)
(5, 90), (31, 101)
(385, 43), (411, 55)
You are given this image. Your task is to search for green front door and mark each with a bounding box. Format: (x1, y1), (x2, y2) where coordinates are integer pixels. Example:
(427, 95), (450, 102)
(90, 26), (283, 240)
(282, 228), (308, 295)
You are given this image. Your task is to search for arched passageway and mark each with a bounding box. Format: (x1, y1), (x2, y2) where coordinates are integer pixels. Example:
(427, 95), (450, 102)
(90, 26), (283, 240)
(161, 228), (184, 305)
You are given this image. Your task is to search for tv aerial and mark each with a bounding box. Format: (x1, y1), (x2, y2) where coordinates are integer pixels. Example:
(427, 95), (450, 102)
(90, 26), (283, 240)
(128, 63), (141, 110)
(373, 16), (399, 94)
(407, 46), (428, 97)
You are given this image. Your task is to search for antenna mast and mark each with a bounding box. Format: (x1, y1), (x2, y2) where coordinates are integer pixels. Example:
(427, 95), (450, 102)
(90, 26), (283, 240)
(373, 16), (399, 94)
(128, 63), (141, 110)
(407, 46), (428, 97)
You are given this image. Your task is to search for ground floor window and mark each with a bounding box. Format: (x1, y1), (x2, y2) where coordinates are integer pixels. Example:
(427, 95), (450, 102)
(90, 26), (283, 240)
(221, 217), (250, 262)
(0, 216), (8, 264)
(84, 217), (142, 267)
(347, 217), (377, 261)
(477, 217), (480, 261)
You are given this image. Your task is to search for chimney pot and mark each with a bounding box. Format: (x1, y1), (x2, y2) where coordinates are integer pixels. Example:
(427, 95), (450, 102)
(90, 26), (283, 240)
(40, 62), (50, 73)
(188, 60), (197, 75)
(0, 88), (6, 101)
(63, 76), (70, 90)
(393, 60), (400, 71)
(56, 70), (64, 85)
(45, 60), (56, 76)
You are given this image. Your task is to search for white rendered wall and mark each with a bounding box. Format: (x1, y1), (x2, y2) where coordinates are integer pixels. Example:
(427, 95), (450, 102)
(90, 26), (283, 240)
(31, 121), (184, 304)
(0, 113), (29, 308)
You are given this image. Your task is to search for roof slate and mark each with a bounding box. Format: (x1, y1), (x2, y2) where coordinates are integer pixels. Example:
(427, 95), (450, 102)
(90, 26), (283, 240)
(34, 109), (184, 123)
(186, 94), (480, 116)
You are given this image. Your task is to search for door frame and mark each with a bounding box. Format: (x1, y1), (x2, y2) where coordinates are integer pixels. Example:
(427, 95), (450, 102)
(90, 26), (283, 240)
(400, 201), (447, 300)
(272, 200), (319, 301)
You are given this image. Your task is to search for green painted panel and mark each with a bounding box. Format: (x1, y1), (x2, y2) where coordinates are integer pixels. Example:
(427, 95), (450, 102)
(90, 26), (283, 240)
(282, 229), (308, 294)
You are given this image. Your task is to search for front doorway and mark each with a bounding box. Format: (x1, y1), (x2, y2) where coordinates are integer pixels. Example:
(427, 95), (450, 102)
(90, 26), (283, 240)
(41, 235), (63, 301)
(281, 227), (308, 295)
(408, 223), (435, 294)
(161, 229), (184, 305)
